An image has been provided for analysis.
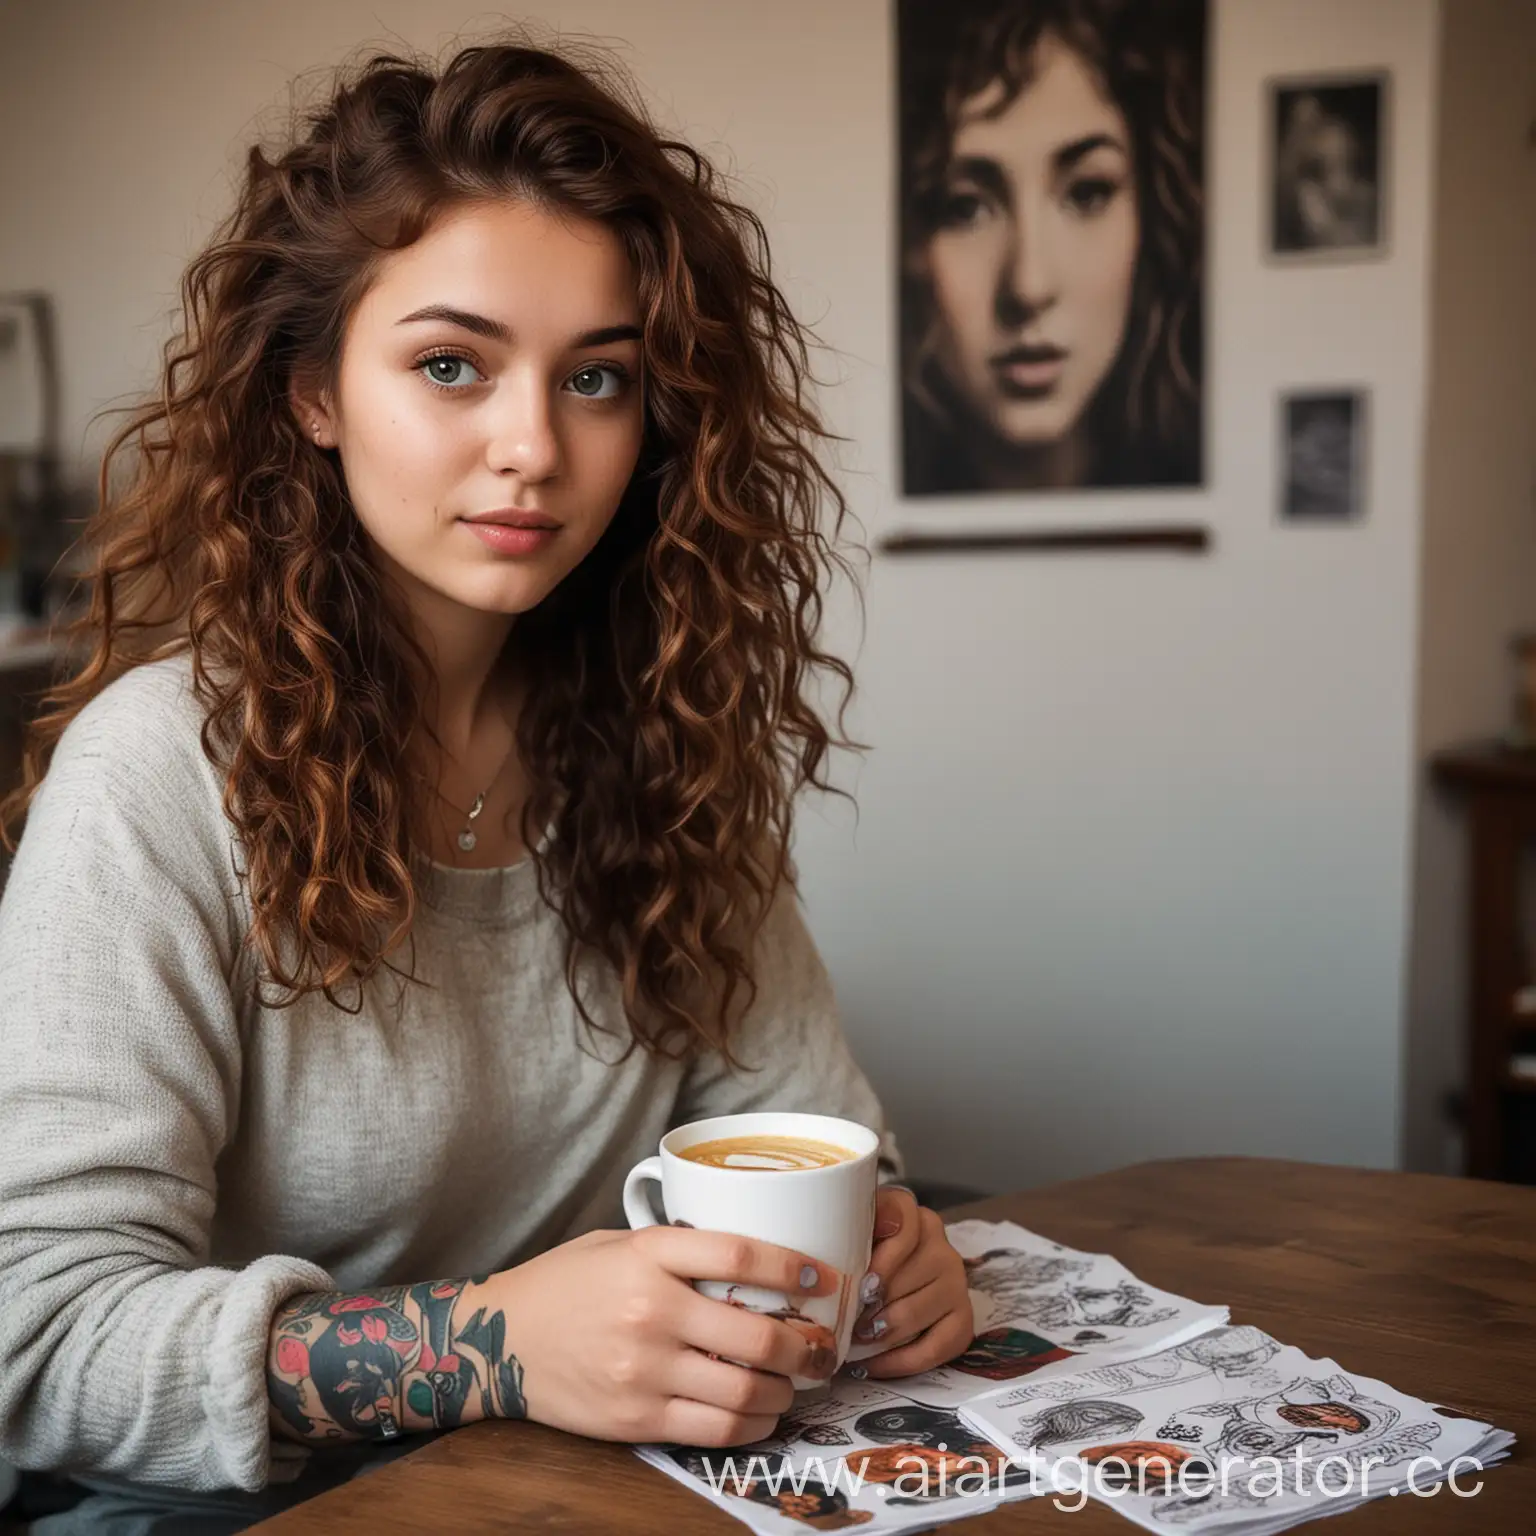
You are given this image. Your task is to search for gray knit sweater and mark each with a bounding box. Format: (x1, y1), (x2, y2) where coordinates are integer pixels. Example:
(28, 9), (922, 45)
(0, 656), (895, 1500)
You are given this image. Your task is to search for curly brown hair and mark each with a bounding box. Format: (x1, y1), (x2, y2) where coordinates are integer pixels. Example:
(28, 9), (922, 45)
(898, 0), (1204, 491)
(0, 39), (856, 1060)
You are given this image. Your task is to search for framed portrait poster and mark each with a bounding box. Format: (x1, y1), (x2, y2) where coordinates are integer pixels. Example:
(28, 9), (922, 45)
(1279, 388), (1368, 522)
(895, 0), (1207, 501)
(1267, 73), (1389, 261)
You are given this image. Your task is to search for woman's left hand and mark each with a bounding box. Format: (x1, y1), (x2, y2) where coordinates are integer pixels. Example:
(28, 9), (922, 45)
(851, 1187), (973, 1378)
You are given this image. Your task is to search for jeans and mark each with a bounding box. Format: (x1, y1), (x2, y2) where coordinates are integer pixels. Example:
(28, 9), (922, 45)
(23, 1438), (428, 1535)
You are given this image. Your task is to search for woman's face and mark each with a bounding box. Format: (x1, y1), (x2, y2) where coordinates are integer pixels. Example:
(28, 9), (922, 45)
(314, 198), (645, 621)
(924, 34), (1139, 449)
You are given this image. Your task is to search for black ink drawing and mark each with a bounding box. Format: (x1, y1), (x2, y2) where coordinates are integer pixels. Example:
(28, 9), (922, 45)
(1022, 1281), (1181, 1333)
(802, 1423), (854, 1447)
(855, 1404), (974, 1450)
(1155, 1419), (1206, 1443)
(1174, 1325), (1281, 1377)
(1083, 1354), (1193, 1391)
(961, 1247), (1094, 1319)
(1151, 1487), (1273, 1523)
(846, 1403), (1033, 1506)
(1189, 1373), (1442, 1470)
(992, 1349), (1193, 1406)
(1013, 1398), (1144, 1450)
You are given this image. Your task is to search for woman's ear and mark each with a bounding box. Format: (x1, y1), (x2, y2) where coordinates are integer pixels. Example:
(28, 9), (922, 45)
(288, 382), (337, 450)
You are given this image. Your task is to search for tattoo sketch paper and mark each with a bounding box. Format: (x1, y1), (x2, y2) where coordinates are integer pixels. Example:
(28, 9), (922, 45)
(632, 1217), (1226, 1535)
(961, 1326), (1515, 1535)
(889, 1220), (1230, 1408)
(632, 1221), (1512, 1536)
(637, 1378), (1039, 1534)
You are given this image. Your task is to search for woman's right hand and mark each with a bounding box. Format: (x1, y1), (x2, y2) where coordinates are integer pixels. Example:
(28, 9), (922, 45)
(494, 1226), (840, 1446)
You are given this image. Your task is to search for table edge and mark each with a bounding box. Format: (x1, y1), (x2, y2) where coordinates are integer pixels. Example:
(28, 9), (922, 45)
(944, 1154), (1535, 1221)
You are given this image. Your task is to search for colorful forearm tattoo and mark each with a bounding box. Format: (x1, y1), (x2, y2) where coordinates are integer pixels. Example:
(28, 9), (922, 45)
(266, 1276), (527, 1442)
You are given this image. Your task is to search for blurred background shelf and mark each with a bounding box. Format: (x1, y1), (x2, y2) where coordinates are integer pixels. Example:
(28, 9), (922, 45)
(1432, 744), (1536, 1182)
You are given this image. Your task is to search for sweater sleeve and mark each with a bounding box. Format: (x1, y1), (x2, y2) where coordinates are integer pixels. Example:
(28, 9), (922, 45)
(0, 665), (334, 1492)
(674, 882), (904, 1180)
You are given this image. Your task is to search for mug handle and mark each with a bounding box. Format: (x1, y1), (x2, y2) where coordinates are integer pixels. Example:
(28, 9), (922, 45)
(623, 1156), (665, 1229)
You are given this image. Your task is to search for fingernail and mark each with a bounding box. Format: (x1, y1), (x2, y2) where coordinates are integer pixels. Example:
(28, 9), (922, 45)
(855, 1316), (888, 1342)
(810, 1345), (836, 1378)
(874, 1218), (901, 1239)
(848, 1363), (868, 1380)
(799, 1264), (820, 1290)
(859, 1272), (882, 1306)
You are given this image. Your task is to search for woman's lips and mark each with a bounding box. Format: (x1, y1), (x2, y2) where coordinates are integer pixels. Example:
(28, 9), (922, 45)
(990, 344), (1067, 395)
(459, 519), (559, 555)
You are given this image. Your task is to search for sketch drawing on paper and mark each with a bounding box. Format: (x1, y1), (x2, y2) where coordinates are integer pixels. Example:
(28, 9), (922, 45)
(950, 1325), (1079, 1381)
(1190, 1374), (1441, 1469)
(844, 1403), (1033, 1506)
(801, 1423), (854, 1447)
(1155, 1418), (1207, 1443)
(854, 1404), (986, 1450)
(962, 1246), (1094, 1306)
(1079, 1354), (1193, 1391)
(1174, 1326), (1281, 1377)
(1152, 1488), (1273, 1523)
(1022, 1281), (1181, 1333)
(1012, 1397), (1144, 1450)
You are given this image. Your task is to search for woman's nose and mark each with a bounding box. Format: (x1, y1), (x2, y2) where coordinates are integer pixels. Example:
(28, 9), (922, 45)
(998, 211), (1059, 323)
(485, 371), (561, 483)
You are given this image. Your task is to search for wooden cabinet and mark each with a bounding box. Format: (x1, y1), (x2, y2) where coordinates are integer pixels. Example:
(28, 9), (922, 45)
(1432, 744), (1536, 1181)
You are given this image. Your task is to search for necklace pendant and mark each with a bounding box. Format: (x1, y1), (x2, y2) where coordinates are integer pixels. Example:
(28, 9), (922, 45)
(457, 829), (477, 852)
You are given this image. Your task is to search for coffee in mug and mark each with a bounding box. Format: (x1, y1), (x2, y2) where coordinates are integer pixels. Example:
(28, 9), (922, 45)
(622, 1111), (879, 1391)
(676, 1134), (856, 1171)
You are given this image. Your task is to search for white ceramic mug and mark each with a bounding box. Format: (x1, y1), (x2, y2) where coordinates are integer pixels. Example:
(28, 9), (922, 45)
(622, 1110), (880, 1391)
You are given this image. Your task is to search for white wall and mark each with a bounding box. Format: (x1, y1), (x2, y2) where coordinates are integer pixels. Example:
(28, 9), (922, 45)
(0, 1), (1441, 1191)
(1404, 0), (1536, 1175)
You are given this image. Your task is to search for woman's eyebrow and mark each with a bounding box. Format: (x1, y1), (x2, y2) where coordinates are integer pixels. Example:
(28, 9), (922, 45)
(396, 304), (512, 342)
(1054, 132), (1128, 172)
(395, 305), (640, 348)
(949, 155), (1010, 203)
(573, 323), (642, 347)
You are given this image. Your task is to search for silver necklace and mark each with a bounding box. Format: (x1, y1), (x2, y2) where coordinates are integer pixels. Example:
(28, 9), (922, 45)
(436, 743), (517, 853)
(456, 790), (489, 853)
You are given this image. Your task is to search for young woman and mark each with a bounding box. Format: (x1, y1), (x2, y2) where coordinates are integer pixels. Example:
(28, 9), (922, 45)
(0, 39), (970, 1531)
(897, 0), (1204, 493)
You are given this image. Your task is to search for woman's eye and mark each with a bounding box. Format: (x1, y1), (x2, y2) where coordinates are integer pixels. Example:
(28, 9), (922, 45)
(1065, 177), (1121, 216)
(565, 364), (627, 400)
(419, 355), (482, 389)
(938, 189), (990, 228)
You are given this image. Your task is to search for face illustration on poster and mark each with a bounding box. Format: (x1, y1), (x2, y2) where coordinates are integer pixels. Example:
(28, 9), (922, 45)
(898, 0), (1206, 496)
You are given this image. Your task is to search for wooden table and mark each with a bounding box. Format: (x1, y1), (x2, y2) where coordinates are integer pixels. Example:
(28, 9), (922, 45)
(252, 1158), (1534, 1534)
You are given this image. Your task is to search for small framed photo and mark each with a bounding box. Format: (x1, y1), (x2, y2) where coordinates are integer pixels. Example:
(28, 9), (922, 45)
(1267, 73), (1388, 261)
(1279, 389), (1368, 522)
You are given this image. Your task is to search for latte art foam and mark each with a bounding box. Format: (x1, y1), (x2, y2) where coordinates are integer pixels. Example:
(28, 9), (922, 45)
(677, 1134), (855, 1171)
